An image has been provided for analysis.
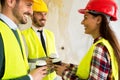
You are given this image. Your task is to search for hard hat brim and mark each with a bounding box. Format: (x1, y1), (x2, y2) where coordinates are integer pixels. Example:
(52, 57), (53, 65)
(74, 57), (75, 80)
(78, 9), (88, 14)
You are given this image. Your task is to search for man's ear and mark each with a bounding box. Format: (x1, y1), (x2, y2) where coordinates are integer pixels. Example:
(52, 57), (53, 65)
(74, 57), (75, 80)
(6, 0), (16, 8)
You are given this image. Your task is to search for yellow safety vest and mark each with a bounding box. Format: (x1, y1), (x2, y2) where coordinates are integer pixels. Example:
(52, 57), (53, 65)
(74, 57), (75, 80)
(22, 27), (56, 80)
(76, 38), (118, 80)
(0, 21), (29, 79)
(22, 27), (56, 59)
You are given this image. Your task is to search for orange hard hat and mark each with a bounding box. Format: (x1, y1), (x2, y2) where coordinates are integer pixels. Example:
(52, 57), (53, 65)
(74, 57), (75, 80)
(78, 0), (118, 21)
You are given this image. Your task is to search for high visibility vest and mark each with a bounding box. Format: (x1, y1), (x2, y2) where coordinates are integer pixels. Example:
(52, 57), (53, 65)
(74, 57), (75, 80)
(76, 38), (118, 80)
(22, 27), (57, 59)
(22, 27), (57, 80)
(0, 21), (29, 79)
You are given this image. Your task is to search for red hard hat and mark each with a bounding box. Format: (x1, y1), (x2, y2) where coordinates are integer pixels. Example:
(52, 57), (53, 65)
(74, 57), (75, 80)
(78, 0), (118, 21)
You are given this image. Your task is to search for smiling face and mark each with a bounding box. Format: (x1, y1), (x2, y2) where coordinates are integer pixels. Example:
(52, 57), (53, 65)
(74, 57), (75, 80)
(81, 12), (101, 38)
(32, 12), (47, 28)
(12, 0), (33, 24)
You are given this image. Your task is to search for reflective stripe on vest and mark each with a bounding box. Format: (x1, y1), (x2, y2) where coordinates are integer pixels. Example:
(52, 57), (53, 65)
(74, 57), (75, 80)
(0, 21), (29, 79)
(76, 38), (118, 80)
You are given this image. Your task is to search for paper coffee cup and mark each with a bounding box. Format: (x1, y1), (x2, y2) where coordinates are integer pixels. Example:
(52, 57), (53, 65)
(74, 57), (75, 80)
(52, 58), (62, 65)
(36, 60), (47, 68)
(49, 53), (59, 59)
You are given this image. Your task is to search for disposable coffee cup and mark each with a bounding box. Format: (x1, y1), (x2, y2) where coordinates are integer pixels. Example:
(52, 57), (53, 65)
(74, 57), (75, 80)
(49, 53), (59, 59)
(52, 58), (62, 65)
(36, 60), (47, 68)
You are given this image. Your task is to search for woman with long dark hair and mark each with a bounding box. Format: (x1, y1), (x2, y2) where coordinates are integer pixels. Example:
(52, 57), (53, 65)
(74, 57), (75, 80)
(54, 0), (120, 79)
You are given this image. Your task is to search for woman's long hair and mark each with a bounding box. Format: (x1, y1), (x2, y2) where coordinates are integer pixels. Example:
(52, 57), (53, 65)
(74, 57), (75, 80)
(89, 12), (120, 79)
(100, 14), (120, 79)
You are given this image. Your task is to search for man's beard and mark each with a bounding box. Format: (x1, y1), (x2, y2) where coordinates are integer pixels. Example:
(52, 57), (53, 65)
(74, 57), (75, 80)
(12, 4), (30, 24)
(33, 18), (46, 27)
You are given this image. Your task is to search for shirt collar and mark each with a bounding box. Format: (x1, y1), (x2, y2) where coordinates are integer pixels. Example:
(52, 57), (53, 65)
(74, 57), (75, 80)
(32, 25), (44, 32)
(93, 36), (102, 43)
(0, 13), (18, 30)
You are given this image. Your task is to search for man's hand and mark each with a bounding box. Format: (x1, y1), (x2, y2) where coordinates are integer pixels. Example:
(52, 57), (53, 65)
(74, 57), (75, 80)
(30, 66), (47, 80)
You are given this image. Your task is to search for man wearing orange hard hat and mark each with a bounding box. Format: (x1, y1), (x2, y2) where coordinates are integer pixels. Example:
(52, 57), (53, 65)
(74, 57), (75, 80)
(0, 0), (48, 80)
(22, 0), (58, 80)
(54, 0), (120, 80)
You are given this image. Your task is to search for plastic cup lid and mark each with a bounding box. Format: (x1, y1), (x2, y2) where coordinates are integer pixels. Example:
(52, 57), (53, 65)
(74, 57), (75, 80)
(36, 60), (47, 66)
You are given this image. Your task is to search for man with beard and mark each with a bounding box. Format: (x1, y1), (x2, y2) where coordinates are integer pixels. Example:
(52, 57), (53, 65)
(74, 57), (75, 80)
(0, 0), (47, 80)
(22, 0), (58, 80)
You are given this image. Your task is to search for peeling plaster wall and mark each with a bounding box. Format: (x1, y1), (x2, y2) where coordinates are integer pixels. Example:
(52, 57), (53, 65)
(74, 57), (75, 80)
(44, 0), (77, 63)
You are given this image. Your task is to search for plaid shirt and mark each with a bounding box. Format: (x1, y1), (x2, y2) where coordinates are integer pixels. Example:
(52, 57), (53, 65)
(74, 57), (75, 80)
(62, 37), (112, 80)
